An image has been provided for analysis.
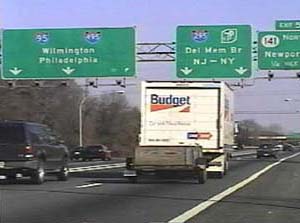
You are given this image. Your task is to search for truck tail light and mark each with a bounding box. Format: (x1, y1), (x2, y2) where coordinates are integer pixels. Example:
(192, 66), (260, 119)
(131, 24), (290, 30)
(24, 146), (33, 153)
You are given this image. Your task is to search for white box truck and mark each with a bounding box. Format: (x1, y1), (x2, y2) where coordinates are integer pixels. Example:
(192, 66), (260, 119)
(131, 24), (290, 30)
(124, 81), (234, 183)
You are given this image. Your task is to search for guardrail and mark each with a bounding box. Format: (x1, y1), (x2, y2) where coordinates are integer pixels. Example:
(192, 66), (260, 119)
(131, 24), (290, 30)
(69, 150), (259, 173)
(243, 146), (259, 149)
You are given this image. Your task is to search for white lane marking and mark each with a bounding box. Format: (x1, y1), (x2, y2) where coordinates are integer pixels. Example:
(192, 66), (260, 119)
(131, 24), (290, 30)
(168, 152), (300, 223)
(76, 183), (103, 189)
(69, 163), (125, 173)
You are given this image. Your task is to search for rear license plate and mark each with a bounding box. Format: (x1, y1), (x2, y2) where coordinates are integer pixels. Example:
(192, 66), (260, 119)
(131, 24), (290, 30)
(124, 170), (137, 177)
(0, 162), (5, 168)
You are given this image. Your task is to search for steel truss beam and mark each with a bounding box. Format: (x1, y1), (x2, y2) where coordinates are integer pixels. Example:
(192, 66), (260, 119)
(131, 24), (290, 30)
(136, 42), (175, 62)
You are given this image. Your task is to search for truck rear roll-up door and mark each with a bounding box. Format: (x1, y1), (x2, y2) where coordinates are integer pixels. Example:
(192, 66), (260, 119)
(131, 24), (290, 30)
(141, 87), (220, 148)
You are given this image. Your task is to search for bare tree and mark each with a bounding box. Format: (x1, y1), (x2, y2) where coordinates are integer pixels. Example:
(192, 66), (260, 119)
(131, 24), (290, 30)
(0, 81), (140, 155)
(0, 80), (84, 147)
(236, 119), (283, 145)
(83, 94), (140, 156)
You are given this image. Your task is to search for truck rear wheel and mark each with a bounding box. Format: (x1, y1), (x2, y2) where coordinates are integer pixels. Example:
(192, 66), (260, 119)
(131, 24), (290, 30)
(197, 169), (207, 184)
(57, 160), (69, 181)
(216, 171), (224, 179)
(224, 161), (229, 175)
(31, 160), (45, 184)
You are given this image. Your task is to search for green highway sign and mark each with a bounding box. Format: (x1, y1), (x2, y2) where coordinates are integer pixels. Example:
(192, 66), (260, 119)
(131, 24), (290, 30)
(258, 31), (300, 70)
(1, 27), (135, 79)
(276, 20), (300, 30)
(176, 25), (252, 78)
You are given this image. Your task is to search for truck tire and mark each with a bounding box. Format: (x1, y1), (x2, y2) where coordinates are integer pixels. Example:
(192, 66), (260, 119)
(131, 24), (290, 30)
(197, 169), (207, 184)
(57, 160), (69, 181)
(224, 161), (229, 175)
(126, 157), (134, 170)
(216, 171), (224, 179)
(31, 160), (45, 184)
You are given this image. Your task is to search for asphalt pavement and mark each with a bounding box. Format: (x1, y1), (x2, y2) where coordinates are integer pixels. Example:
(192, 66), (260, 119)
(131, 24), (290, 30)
(188, 152), (300, 223)
(0, 152), (299, 223)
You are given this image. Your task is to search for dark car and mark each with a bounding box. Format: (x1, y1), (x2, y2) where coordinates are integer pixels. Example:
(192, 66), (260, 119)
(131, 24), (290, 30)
(283, 143), (295, 152)
(70, 146), (84, 161)
(78, 145), (112, 161)
(257, 144), (279, 158)
(0, 121), (69, 184)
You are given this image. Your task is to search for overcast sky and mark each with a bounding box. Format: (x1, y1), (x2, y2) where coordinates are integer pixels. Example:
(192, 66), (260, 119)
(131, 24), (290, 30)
(1, 0), (300, 133)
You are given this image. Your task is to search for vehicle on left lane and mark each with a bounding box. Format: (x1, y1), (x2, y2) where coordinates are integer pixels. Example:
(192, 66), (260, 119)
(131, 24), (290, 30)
(0, 120), (70, 184)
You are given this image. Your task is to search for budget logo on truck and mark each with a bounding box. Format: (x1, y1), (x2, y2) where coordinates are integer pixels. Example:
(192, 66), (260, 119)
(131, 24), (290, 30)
(150, 94), (191, 112)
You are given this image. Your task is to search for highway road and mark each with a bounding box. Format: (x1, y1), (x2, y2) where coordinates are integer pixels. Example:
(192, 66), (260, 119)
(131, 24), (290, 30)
(0, 151), (300, 223)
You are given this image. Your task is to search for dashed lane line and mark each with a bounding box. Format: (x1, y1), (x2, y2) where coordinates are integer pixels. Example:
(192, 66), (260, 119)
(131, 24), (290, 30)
(76, 183), (103, 189)
(69, 163), (125, 173)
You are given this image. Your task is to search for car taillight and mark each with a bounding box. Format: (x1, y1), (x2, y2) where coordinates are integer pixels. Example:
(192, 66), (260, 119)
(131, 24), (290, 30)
(24, 146), (34, 158)
(24, 146), (33, 153)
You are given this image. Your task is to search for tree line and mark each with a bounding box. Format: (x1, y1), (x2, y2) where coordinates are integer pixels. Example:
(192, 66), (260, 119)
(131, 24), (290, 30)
(0, 80), (140, 156)
(236, 119), (283, 146)
(0, 79), (284, 153)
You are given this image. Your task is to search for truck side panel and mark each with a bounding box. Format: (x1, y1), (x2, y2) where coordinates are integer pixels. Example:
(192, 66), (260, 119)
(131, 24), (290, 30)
(220, 83), (234, 147)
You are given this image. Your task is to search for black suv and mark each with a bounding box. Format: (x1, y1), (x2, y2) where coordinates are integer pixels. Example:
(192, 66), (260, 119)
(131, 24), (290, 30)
(0, 121), (69, 184)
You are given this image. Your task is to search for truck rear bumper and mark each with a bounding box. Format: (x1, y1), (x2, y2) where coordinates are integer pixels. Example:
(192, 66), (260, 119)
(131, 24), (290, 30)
(123, 165), (206, 179)
(124, 165), (205, 174)
(130, 165), (198, 171)
(206, 165), (224, 173)
(0, 160), (38, 176)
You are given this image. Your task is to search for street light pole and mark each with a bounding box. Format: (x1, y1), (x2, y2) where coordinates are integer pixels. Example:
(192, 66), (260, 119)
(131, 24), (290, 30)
(79, 96), (87, 147)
